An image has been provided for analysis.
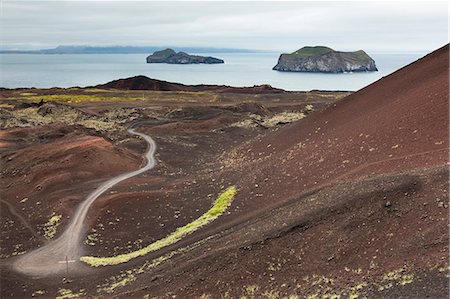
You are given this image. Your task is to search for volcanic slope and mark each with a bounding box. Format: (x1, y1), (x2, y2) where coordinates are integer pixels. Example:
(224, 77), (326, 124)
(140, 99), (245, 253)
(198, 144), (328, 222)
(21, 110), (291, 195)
(123, 45), (449, 297)
(0, 86), (345, 297)
(0, 45), (448, 299)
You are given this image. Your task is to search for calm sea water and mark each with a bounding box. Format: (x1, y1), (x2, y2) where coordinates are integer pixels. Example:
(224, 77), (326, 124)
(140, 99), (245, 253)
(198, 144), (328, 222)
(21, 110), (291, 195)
(0, 52), (424, 91)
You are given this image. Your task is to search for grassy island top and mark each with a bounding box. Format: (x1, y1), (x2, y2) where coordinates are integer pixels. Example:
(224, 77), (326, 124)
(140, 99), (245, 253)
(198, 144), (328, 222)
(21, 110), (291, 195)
(286, 46), (372, 64)
(291, 46), (335, 57)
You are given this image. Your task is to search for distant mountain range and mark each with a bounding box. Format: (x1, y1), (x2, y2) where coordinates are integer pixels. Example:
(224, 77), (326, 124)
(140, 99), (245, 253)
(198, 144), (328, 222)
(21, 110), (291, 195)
(0, 45), (260, 54)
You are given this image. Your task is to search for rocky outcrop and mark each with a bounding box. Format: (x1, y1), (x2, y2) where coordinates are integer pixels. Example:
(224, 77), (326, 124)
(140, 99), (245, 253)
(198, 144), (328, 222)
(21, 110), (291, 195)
(273, 46), (378, 73)
(95, 75), (285, 93)
(146, 48), (224, 64)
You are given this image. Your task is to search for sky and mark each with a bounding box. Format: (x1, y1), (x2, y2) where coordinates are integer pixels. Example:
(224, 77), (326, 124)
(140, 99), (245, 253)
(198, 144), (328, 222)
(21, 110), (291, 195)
(0, 1), (448, 53)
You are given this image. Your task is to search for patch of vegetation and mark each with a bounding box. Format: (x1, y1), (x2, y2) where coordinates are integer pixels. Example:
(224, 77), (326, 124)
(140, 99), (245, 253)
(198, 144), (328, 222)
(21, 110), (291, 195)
(292, 46), (334, 57)
(31, 290), (45, 297)
(0, 103), (14, 109)
(85, 231), (99, 246)
(12, 106), (78, 127)
(43, 214), (62, 239)
(231, 112), (305, 129)
(101, 273), (137, 294)
(11, 243), (26, 256)
(6, 103), (138, 133)
(17, 94), (142, 103)
(56, 288), (86, 299)
(241, 285), (259, 298)
(263, 112), (305, 127)
(81, 186), (237, 266)
(345, 50), (372, 64)
(377, 268), (414, 291)
(82, 88), (112, 93)
(96, 234), (218, 294)
(294, 265), (417, 298)
(262, 290), (281, 299)
(437, 264), (450, 273)
(80, 119), (116, 131)
(305, 104), (314, 112)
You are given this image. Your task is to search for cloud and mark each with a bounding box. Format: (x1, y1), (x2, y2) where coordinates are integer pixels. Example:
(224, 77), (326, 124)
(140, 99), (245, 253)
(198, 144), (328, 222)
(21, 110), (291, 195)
(1, 1), (448, 52)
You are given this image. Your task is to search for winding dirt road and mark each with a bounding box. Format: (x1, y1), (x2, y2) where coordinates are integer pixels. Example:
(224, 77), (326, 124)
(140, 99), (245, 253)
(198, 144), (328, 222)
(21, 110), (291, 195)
(13, 127), (156, 277)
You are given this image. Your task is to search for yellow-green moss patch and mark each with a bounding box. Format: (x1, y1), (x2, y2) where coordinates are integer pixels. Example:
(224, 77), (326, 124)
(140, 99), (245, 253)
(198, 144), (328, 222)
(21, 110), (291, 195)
(81, 186), (237, 266)
(230, 112), (306, 129)
(31, 290), (45, 297)
(56, 288), (85, 299)
(96, 234), (218, 294)
(85, 231), (99, 246)
(377, 268), (414, 291)
(43, 214), (62, 239)
(101, 273), (136, 294)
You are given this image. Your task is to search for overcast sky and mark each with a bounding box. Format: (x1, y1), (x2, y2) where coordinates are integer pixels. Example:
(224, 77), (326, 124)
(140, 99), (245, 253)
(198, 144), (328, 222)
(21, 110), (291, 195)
(1, 1), (448, 52)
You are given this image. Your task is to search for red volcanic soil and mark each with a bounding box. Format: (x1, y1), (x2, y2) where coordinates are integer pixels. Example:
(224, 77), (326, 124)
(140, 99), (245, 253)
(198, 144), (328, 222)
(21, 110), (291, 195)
(94, 75), (286, 93)
(227, 44), (449, 216)
(125, 45), (449, 297)
(0, 125), (141, 258)
(0, 45), (448, 298)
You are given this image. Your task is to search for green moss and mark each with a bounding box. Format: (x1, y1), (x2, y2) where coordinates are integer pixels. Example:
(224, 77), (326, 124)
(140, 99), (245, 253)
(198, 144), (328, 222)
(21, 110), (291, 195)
(378, 268), (414, 289)
(43, 214), (62, 239)
(262, 290), (280, 299)
(31, 290), (45, 297)
(102, 274), (136, 294)
(85, 232), (99, 246)
(305, 104), (314, 112)
(96, 235), (218, 295)
(399, 274), (414, 286)
(81, 186), (237, 266)
(241, 285), (258, 299)
(292, 46), (334, 57)
(11, 243), (26, 256)
(56, 288), (85, 299)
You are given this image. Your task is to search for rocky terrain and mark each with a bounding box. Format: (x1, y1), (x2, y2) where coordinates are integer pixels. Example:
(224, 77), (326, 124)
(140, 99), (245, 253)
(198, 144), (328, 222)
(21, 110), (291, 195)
(273, 46), (378, 73)
(146, 48), (224, 64)
(0, 45), (448, 299)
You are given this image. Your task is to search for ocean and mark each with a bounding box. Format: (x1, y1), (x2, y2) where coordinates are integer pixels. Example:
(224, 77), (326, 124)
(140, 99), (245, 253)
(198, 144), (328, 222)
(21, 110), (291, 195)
(0, 52), (424, 91)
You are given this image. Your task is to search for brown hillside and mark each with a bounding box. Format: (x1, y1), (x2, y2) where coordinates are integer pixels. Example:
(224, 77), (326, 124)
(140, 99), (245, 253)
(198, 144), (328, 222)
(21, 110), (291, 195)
(0, 45), (448, 298)
(231, 44), (449, 215)
(128, 45), (449, 297)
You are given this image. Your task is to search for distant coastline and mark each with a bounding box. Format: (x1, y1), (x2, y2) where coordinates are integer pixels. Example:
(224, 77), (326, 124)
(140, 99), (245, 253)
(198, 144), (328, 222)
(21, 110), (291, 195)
(0, 45), (262, 55)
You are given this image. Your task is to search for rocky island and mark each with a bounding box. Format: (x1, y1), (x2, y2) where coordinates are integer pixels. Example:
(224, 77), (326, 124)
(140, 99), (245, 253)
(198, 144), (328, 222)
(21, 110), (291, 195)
(273, 46), (378, 73)
(146, 48), (224, 64)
